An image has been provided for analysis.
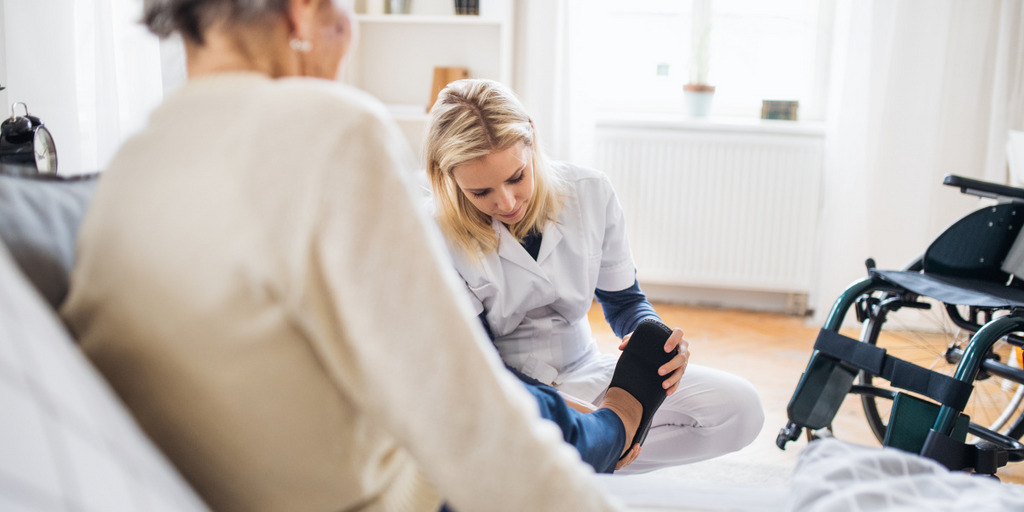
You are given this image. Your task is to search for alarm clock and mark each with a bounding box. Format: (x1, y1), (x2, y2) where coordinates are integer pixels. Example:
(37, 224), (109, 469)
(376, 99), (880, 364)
(0, 102), (57, 173)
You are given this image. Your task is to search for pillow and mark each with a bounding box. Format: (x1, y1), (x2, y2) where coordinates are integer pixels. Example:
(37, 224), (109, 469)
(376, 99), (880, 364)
(0, 164), (98, 309)
(0, 241), (210, 511)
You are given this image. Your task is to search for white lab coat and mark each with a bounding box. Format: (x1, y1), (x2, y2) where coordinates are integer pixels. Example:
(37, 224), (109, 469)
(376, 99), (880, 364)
(449, 163), (636, 402)
(445, 162), (765, 473)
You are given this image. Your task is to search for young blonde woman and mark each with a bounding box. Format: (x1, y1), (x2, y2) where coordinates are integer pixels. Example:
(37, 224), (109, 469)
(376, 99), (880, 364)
(426, 78), (765, 473)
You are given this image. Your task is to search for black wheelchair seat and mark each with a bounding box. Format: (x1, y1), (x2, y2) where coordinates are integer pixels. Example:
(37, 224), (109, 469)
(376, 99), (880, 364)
(872, 270), (1024, 309)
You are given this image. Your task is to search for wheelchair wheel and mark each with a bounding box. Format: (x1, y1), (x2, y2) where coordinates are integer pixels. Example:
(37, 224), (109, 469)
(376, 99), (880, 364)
(857, 299), (1024, 444)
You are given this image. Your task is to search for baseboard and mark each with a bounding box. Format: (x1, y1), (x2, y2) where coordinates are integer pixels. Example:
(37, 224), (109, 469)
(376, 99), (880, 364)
(640, 283), (811, 316)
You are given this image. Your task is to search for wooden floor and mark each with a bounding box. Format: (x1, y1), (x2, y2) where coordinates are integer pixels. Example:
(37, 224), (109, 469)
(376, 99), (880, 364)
(587, 301), (1024, 486)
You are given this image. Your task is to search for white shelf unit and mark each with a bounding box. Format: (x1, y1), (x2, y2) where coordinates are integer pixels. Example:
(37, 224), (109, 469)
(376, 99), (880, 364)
(344, 0), (514, 163)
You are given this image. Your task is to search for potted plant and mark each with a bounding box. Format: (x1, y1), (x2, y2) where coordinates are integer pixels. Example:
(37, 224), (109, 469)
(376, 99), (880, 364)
(682, 6), (714, 117)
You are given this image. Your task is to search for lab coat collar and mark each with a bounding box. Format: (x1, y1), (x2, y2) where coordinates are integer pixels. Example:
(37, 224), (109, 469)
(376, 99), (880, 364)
(536, 219), (562, 264)
(493, 218), (548, 279)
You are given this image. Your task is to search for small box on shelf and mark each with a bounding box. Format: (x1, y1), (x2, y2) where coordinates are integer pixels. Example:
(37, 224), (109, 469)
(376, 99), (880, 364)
(360, 0), (385, 14)
(454, 0), (480, 15)
(358, 0), (460, 16)
(386, 0), (411, 14)
(761, 100), (799, 121)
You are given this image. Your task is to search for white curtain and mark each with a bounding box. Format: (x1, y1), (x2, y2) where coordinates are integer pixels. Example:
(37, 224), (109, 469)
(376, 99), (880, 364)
(810, 0), (1024, 325)
(512, 0), (595, 165)
(990, 0), (1024, 183)
(1, 0), (165, 174)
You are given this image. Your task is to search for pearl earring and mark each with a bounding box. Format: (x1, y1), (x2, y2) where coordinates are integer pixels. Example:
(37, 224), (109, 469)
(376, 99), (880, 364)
(289, 37), (312, 53)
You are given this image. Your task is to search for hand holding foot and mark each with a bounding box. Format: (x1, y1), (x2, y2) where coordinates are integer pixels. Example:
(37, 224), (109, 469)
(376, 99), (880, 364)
(619, 325), (690, 396)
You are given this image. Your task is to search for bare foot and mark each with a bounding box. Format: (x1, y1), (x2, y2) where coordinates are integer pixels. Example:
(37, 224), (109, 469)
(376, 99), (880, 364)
(615, 443), (641, 470)
(600, 387), (642, 457)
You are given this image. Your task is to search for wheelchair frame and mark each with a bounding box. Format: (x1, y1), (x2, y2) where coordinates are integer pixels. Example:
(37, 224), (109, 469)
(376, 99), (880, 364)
(777, 174), (1024, 476)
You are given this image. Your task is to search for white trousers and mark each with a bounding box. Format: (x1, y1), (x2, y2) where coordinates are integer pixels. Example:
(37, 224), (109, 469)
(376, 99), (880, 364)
(557, 354), (765, 474)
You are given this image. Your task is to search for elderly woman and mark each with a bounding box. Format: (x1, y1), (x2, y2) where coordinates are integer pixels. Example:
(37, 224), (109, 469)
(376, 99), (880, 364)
(61, 1), (671, 511)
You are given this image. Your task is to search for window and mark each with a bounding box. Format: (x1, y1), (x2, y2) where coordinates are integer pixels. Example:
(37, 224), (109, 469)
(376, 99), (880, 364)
(587, 0), (832, 120)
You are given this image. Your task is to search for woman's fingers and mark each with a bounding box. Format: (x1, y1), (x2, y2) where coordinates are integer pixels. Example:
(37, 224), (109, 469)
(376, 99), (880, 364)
(663, 328), (685, 353)
(617, 332), (632, 351)
(659, 329), (689, 396)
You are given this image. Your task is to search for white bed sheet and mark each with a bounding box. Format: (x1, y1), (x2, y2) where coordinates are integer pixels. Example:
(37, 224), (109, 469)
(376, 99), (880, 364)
(598, 438), (1024, 512)
(596, 474), (786, 512)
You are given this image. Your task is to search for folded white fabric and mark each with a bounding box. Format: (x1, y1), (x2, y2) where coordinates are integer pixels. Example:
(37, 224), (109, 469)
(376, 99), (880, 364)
(786, 439), (1024, 512)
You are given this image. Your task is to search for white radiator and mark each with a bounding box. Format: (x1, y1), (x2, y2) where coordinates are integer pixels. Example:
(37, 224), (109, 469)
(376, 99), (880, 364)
(594, 125), (824, 296)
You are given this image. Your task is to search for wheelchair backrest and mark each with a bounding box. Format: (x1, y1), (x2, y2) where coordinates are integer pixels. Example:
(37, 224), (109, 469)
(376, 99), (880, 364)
(923, 203), (1024, 282)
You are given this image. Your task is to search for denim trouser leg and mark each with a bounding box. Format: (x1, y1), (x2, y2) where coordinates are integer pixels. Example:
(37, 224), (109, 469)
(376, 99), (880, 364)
(521, 381), (625, 474)
(437, 377), (627, 511)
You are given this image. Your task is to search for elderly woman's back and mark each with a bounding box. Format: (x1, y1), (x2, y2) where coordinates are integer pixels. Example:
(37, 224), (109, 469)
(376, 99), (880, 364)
(65, 74), (426, 511)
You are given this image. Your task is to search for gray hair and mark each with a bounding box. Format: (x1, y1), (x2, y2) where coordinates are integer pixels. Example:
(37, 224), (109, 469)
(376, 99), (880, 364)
(143, 0), (291, 44)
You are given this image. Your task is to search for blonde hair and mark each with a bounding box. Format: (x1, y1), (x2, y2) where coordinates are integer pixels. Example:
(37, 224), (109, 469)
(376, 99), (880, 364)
(426, 79), (565, 257)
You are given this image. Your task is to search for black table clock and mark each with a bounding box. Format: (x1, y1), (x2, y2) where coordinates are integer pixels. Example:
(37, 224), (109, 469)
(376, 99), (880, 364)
(0, 102), (57, 173)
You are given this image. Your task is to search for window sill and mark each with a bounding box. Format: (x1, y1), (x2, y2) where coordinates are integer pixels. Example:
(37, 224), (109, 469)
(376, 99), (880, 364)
(595, 113), (826, 138)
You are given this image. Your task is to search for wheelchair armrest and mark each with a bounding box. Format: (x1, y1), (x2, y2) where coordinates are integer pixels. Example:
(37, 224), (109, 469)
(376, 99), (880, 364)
(943, 174), (1024, 202)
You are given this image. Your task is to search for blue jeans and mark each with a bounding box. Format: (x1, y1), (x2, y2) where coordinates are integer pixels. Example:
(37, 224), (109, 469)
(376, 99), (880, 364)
(438, 373), (625, 511)
(475, 317), (625, 472)
(521, 381), (625, 474)
(507, 366), (625, 474)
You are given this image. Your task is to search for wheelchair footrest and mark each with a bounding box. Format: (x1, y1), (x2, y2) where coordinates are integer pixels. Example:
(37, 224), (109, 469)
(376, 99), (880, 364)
(776, 422), (802, 450)
(884, 392), (969, 455)
(886, 393), (1011, 475)
(785, 350), (857, 430)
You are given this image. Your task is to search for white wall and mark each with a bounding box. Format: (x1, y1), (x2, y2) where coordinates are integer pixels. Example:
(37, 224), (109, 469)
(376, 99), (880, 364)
(1, 0), (164, 175)
(3, 1), (82, 171)
(0, 1), (7, 111)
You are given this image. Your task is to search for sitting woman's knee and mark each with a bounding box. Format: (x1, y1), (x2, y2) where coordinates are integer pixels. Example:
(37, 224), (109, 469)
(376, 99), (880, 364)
(728, 378), (765, 449)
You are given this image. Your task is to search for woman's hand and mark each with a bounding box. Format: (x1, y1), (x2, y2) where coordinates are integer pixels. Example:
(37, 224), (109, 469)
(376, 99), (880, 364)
(618, 327), (690, 396)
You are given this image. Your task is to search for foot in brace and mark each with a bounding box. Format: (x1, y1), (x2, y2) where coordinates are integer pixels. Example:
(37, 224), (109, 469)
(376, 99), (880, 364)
(601, 318), (676, 460)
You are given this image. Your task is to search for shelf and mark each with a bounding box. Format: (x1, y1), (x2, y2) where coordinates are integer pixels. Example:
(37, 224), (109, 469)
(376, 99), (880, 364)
(387, 104), (430, 121)
(347, 0), (513, 166)
(348, 23), (504, 106)
(596, 113), (826, 137)
(357, 14), (501, 25)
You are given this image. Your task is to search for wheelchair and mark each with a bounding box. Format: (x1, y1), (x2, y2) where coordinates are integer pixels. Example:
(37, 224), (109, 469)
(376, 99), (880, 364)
(778, 174), (1024, 476)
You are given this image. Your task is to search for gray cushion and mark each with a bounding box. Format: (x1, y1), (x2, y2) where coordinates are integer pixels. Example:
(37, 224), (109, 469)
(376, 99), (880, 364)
(0, 164), (98, 309)
(0, 241), (210, 511)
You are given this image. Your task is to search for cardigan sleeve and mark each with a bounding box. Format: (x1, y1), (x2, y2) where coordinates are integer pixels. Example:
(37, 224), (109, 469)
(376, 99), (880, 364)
(300, 110), (620, 512)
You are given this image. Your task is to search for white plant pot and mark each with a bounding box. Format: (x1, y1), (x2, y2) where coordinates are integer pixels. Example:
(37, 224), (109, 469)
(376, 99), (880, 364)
(683, 90), (714, 118)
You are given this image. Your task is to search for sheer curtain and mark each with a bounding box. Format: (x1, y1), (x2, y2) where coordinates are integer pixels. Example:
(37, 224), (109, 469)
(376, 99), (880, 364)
(988, 0), (1024, 183)
(810, 0), (1024, 325)
(512, 0), (596, 165)
(1, 0), (165, 174)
